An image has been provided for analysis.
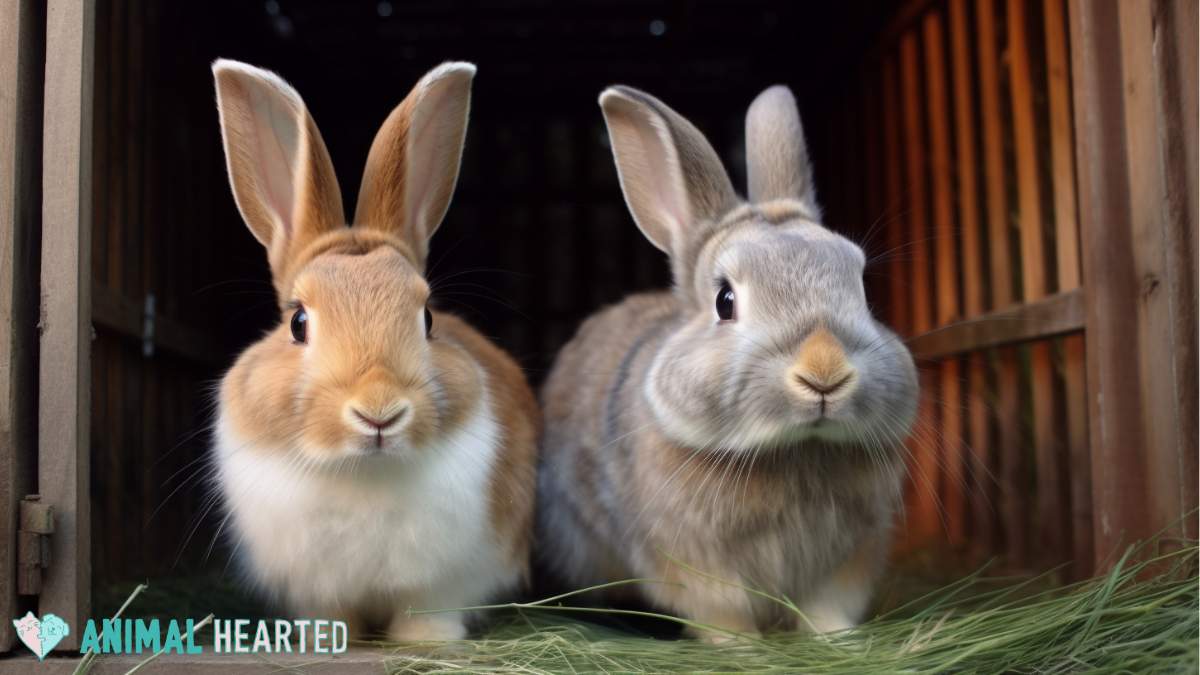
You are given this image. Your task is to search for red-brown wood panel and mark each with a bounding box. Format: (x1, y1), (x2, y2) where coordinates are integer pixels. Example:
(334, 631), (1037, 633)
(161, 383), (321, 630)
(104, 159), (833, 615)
(949, 0), (997, 561)
(923, 10), (966, 548)
(1043, 0), (1092, 579)
(1009, 0), (1069, 569)
(977, 0), (1028, 567)
(899, 29), (941, 543)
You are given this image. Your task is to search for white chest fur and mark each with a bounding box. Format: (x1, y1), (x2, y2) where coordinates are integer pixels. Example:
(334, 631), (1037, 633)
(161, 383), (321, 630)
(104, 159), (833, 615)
(214, 397), (514, 612)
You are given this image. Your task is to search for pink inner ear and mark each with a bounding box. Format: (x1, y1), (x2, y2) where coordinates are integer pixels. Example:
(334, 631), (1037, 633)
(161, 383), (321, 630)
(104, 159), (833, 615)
(247, 78), (302, 239)
(403, 71), (471, 243)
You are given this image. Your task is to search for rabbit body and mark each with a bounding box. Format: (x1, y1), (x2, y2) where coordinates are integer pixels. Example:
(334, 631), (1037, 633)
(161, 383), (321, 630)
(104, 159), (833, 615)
(537, 86), (917, 638)
(210, 60), (537, 640)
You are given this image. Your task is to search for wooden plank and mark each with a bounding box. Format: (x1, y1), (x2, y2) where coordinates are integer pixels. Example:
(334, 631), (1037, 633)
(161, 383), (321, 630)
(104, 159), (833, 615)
(977, 0), (1026, 566)
(1009, 0), (1068, 569)
(977, 0), (1013, 309)
(900, 33), (932, 338)
(1160, 0), (1199, 545)
(0, 648), (401, 674)
(899, 30), (940, 543)
(922, 11), (965, 548)
(881, 56), (909, 333)
(949, 0), (996, 560)
(1114, 0), (1198, 552)
(1044, 0), (1093, 579)
(1070, 0), (1153, 567)
(0, 0), (44, 653)
(38, 0), (95, 651)
(908, 289), (1084, 359)
(91, 285), (220, 365)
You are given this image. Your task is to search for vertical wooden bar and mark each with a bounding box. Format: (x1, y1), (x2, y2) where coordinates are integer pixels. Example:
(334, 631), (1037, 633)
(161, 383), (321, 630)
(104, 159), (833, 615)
(922, 11), (965, 548)
(881, 56), (909, 335)
(977, 0), (1027, 566)
(1158, 0), (1199, 545)
(1068, 0), (1198, 568)
(899, 30), (940, 542)
(1113, 0), (1198, 551)
(1043, 0), (1093, 578)
(1009, 0), (1068, 569)
(39, 0), (95, 650)
(0, 0), (44, 652)
(949, 0), (996, 560)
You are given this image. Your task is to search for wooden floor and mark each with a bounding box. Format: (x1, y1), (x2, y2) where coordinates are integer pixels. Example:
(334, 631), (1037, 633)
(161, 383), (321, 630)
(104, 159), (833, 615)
(0, 647), (395, 674)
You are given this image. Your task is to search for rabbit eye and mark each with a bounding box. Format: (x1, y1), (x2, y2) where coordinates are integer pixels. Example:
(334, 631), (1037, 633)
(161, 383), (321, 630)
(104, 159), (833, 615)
(716, 281), (736, 322)
(290, 307), (308, 344)
(424, 306), (433, 337)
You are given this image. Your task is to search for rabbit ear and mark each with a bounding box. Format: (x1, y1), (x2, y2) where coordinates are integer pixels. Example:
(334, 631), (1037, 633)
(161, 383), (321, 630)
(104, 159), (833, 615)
(745, 85), (820, 217)
(352, 62), (475, 268)
(212, 59), (345, 278)
(599, 86), (739, 258)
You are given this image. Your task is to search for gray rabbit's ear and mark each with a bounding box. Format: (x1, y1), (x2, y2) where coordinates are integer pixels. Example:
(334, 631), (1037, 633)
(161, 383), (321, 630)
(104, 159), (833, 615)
(745, 85), (820, 218)
(599, 86), (739, 258)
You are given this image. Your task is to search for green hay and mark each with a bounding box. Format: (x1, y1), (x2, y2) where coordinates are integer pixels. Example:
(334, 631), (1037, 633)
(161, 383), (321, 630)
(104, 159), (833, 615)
(90, 541), (1197, 674)
(379, 543), (1197, 674)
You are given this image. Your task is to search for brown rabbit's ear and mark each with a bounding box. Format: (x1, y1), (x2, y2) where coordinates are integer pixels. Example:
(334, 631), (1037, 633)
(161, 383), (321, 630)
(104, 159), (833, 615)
(212, 59), (345, 280)
(745, 85), (820, 218)
(598, 86), (739, 259)
(352, 62), (475, 268)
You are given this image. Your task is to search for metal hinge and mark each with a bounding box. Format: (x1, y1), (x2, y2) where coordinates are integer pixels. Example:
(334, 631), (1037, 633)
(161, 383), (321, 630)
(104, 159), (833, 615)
(17, 495), (53, 596)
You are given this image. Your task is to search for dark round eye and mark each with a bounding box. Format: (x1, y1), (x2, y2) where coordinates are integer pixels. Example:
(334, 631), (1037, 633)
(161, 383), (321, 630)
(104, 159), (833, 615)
(716, 281), (736, 322)
(290, 307), (307, 343)
(424, 306), (433, 336)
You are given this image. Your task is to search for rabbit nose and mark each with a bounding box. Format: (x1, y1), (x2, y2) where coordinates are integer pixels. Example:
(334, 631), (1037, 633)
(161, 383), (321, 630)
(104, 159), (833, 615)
(789, 327), (856, 398)
(793, 372), (853, 396)
(348, 401), (411, 434)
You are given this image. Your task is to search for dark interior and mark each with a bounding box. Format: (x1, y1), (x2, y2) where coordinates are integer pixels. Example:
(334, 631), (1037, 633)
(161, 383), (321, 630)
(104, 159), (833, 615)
(89, 0), (902, 610)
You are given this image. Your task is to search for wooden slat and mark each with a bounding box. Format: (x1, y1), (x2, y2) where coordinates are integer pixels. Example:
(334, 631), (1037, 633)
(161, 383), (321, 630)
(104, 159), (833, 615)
(38, 0), (95, 651)
(899, 30), (940, 543)
(91, 285), (219, 365)
(977, 0), (1013, 309)
(900, 34), (932, 338)
(0, 0), (44, 653)
(1160, 0), (1199, 546)
(1114, 0), (1198, 553)
(1009, 0), (1069, 569)
(977, 0), (1026, 566)
(1044, 0), (1093, 579)
(908, 289), (1085, 359)
(1069, 0), (1147, 572)
(922, 11), (966, 548)
(949, 0), (996, 560)
(881, 56), (909, 333)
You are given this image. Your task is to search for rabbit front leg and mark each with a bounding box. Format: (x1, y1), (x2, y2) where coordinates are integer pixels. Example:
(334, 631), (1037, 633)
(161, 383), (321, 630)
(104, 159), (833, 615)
(644, 565), (760, 642)
(797, 538), (886, 634)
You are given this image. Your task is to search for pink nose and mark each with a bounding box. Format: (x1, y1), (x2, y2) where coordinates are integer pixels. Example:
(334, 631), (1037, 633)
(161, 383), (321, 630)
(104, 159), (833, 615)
(351, 408), (406, 432)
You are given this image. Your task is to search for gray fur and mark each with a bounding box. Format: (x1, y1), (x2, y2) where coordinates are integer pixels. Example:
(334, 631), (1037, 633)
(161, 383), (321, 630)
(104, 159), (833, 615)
(538, 86), (918, 636)
(746, 85), (820, 217)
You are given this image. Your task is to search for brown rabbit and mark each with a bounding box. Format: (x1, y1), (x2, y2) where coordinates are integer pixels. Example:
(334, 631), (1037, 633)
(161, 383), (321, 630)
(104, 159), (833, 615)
(536, 85), (918, 640)
(211, 60), (538, 641)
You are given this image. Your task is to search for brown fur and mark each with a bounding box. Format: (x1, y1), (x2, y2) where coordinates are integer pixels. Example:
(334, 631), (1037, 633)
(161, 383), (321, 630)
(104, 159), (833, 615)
(792, 327), (853, 391)
(213, 60), (537, 634)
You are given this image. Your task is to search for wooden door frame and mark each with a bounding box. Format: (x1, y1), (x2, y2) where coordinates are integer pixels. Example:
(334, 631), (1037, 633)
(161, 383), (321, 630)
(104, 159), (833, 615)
(0, 0), (46, 653)
(37, 0), (96, 651)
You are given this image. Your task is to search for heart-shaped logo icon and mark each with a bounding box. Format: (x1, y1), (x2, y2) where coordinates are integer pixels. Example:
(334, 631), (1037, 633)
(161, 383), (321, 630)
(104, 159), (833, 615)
(12, 611), (70, 660)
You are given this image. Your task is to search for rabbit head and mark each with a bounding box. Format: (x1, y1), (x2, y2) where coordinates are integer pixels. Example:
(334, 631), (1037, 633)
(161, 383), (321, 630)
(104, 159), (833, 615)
(213, 60), (479, 463)
(599, 84), (917, 454)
